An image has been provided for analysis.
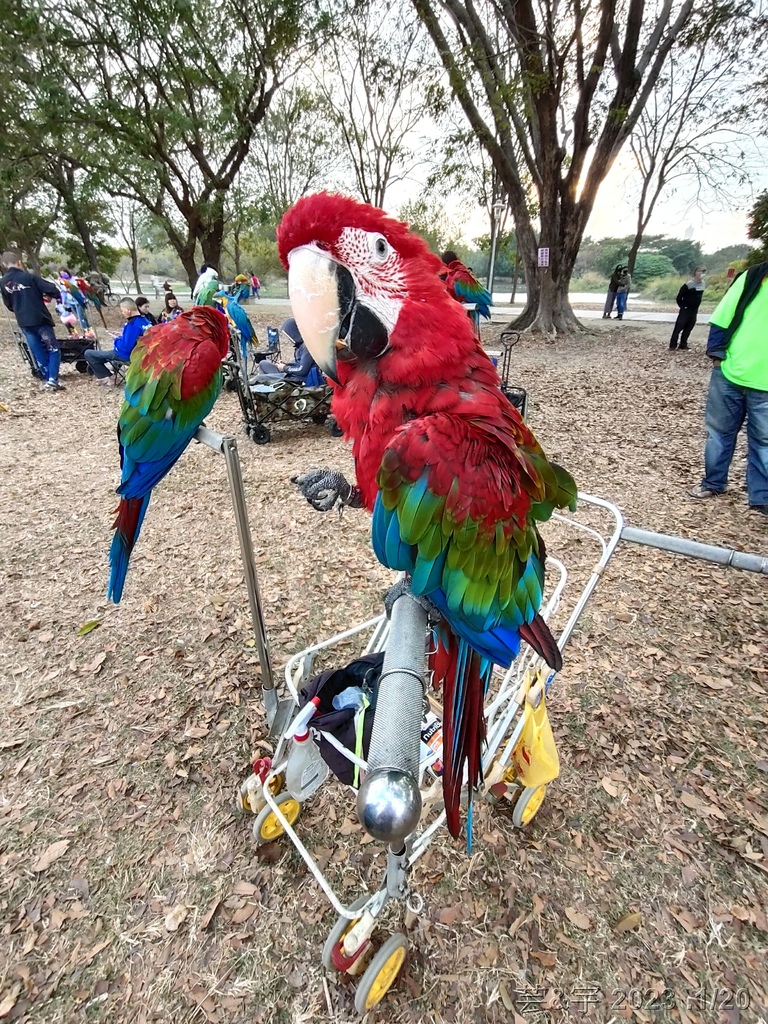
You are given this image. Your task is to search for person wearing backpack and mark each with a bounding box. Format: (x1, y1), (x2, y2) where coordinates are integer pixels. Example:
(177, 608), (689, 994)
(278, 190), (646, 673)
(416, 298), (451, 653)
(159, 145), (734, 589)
(689, 261), (768, 516)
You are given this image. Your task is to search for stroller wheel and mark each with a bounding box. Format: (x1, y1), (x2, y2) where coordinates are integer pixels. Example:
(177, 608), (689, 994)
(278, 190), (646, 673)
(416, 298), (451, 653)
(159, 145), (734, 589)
(224, 377), (238, 392)
(326, 416), (343, 438)
(250, 424), (271, 445)
(311, 412), (328, 425)
(322, 894), (372, 973)
(75, 359), (89, 374)
(512, 784), (547, 827)
(252, 791), (301, 844)
(354, 933), (408, 1013)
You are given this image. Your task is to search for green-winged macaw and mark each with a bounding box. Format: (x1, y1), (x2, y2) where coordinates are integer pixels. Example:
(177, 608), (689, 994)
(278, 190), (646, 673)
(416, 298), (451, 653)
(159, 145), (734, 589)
(108, 306), (230, 602)
(277, 192), (577, 839)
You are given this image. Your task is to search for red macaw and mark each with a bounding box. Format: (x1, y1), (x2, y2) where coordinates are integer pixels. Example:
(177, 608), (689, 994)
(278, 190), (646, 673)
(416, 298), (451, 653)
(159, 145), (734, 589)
(441, 251), (492, 319)
(76, 276), (108, 327)
(108, 306), (230, 603)
(277, 192), (577, 840)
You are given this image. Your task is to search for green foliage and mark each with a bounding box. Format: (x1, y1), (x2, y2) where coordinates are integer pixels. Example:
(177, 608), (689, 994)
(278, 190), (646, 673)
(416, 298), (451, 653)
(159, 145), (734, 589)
(398, 198), (462, 257)
(641, 272), (731, 303)
(746, 190), (768, 264)
(748, 190), (768, 247)
(631, 252), (676, 286)
(704, 244), (753, 275)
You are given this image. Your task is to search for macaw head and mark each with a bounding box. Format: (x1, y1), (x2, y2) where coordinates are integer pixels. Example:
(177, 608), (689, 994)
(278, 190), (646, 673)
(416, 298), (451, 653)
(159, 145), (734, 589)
(277, 192), (455, 384)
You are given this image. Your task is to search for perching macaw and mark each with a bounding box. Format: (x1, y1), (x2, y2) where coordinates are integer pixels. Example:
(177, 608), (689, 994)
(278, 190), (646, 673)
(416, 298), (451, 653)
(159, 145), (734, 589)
(193, 267), (220, 307)
(277, 192), (576, 839)
(441, 251), (493, 320)
(58, 273), (89, 331)
(217, 288), (254, 364)
(108, 306), (230, 603)
(76, 276), (108, 328)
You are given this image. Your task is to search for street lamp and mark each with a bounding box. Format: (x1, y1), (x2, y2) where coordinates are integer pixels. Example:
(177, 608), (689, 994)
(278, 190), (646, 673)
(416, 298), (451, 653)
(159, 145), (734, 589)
(487, 199), (506, 303)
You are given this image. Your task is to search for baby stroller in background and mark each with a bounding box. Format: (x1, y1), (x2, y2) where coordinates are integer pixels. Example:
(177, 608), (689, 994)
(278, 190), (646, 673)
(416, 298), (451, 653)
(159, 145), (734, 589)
(223, 321), (341, 445)
(14, 327), (98, 380)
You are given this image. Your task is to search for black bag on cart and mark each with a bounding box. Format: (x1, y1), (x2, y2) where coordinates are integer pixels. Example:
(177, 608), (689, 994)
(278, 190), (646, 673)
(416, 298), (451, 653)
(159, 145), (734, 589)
(298, 652), (384, 786)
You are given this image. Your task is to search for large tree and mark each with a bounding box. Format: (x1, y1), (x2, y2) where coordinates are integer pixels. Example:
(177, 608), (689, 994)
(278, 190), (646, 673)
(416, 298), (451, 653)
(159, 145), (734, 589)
(412, 0), (753, 333)
(318, 1), (434, 207)
(17, 0), (313, 285)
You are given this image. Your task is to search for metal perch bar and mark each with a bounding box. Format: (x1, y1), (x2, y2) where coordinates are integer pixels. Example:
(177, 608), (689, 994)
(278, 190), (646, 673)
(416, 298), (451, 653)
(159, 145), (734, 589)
(194, 426), (276, 714)
(621, 526), (768, 575)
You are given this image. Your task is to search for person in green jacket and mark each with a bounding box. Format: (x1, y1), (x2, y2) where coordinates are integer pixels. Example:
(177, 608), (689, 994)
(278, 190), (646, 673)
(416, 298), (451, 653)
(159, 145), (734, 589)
(689, 262), (768, 516)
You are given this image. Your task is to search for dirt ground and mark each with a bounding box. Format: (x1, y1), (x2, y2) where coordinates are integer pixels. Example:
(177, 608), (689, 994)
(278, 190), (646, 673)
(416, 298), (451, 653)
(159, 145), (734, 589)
(0, 306), (766, 1024)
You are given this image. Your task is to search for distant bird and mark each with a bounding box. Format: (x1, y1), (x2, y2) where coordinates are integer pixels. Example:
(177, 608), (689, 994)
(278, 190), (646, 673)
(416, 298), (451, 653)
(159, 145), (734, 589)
(441, 250), (493, 320)
(108, 306), (230, 602)
(192, 267), (220, 306)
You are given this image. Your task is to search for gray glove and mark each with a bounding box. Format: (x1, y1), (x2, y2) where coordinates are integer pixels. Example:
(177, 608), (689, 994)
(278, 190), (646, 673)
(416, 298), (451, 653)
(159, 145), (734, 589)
(291, 468), (364, 512)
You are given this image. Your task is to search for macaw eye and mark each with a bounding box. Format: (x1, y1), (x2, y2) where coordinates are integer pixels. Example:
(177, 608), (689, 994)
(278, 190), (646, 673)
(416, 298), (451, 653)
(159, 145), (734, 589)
(373, 235), (389, 260)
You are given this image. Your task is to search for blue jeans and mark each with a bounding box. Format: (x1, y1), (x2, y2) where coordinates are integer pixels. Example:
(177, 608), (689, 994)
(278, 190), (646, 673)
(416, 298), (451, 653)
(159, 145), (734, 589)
(703, 366), (768, 505)
(85, 348), (120, 379)
(616, 291), (628, 316)
(22, 325), (61, 382)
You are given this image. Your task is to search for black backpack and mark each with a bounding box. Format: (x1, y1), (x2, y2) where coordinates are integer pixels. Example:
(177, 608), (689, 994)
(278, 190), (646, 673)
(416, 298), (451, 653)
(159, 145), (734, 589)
(298, 652), (384, 787)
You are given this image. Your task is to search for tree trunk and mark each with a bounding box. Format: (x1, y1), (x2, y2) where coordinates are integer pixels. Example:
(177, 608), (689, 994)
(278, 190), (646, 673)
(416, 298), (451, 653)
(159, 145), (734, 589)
(510, 248), (520, 305)
(130, 249), (141, 295)
(69, 207), (101, 271)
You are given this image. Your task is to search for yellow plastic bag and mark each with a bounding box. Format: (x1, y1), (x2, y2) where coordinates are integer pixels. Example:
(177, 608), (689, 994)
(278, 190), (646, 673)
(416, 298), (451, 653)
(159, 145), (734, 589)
(512, 691), (560, 788)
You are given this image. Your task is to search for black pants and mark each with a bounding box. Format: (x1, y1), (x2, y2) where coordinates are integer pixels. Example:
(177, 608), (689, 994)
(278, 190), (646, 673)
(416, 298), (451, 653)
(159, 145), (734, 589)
(670, 309), (697, 347)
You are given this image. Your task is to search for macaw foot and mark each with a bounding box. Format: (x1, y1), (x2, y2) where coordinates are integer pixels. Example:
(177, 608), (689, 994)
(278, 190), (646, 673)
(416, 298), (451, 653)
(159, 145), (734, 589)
(384, 577), (442, 622)
(291, 468), (363, 511)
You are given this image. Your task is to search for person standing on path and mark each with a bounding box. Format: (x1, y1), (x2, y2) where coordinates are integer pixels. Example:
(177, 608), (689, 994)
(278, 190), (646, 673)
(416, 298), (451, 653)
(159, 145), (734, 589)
(0, 251), (66, 390)
(614, 266), (631, 320)
(689, 261), (768, 516)
(670, 267), (706, 350)
(602, 264), (623, 318)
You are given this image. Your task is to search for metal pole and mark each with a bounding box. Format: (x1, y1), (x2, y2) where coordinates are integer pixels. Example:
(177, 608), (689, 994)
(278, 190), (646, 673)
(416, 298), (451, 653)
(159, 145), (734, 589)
(194, 426), (277, 718)
(487, 211), (499, 295)
(621, 526), (768, 575)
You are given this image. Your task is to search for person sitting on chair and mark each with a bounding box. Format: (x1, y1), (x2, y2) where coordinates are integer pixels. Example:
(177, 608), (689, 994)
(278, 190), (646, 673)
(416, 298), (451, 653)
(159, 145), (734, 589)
(160, 292), (184, 322)
(84, 297), (150, 386)
(253, 318), (322, 386)
(135, 296), (158, 326)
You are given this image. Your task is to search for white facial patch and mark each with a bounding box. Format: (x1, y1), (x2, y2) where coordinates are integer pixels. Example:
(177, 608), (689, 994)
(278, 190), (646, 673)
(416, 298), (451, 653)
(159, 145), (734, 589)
(336, 227), (405, 333)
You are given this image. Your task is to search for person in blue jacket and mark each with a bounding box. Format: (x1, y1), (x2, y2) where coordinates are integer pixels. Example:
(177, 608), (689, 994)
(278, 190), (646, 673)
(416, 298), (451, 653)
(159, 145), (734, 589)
(84, 297), (151, 385)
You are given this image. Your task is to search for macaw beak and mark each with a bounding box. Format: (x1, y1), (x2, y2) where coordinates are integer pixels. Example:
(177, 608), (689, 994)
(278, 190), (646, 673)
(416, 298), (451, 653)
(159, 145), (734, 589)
(287, 244), (390, 385)
(287, 245), (353, 385)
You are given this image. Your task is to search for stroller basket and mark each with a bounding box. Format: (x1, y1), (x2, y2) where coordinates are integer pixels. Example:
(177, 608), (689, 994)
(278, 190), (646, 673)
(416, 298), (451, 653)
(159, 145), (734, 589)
(223, 326), (340, 445)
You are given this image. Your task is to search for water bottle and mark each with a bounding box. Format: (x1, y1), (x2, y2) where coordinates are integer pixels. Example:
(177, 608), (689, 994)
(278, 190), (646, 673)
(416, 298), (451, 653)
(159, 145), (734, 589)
(285, 698), (329, 801)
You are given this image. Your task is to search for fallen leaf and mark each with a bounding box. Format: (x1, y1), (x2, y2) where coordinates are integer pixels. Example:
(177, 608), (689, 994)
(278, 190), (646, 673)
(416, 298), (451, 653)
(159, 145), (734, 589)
(529, 950), (557, 966)
(201, 897), (221, 930)
(164, 904), (188, 932)
(76, 620), (102, 636)
(601, 776), (619, 797)
(613, 911), (642, 933)
(32, 839), (70, 872)
(565, 907), (592, 930)
(0, 983), (21, 1018)
(669, 907), (701, 933)
(679, 791), (704, 810)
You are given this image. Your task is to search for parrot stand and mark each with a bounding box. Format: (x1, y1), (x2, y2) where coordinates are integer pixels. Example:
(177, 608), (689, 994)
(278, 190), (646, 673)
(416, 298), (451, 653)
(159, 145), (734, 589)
(193, 425), (294, 735)
(236, 493), (767, 1013)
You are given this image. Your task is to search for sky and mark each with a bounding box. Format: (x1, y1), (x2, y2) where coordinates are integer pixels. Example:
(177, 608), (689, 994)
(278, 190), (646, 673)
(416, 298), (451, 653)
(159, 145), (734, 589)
(403, 135), (768, 256)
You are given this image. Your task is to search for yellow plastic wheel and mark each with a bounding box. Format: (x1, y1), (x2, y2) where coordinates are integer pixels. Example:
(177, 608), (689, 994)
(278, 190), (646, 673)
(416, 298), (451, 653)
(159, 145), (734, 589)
(253, 790), (301, 844)
(512, 784), (547, 827)
(354, 933), (407, 1014)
